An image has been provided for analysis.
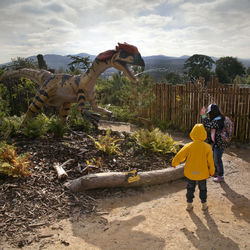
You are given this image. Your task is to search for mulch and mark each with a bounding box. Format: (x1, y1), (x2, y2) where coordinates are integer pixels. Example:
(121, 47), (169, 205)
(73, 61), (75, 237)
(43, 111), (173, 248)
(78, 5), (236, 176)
(0, 129), (174, 247)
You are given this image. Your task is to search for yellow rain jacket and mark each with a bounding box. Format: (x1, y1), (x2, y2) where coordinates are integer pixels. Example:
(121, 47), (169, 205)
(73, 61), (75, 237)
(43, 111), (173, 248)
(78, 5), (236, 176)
(172, 124), (215, 180)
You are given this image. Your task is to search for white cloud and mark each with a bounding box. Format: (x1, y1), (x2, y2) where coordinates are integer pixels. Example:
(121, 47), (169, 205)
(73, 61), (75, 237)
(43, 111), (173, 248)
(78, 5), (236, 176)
(0, 0), (250, 63)
(138, 15), (173, 28)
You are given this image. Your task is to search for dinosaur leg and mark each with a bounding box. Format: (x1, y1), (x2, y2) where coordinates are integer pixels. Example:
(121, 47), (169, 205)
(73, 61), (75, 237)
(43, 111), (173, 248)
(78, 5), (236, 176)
(89, 93), (113, 118)
(77, 89), (100, 128)
(23, 89), (50, 123)
(59, 102), (72, 122)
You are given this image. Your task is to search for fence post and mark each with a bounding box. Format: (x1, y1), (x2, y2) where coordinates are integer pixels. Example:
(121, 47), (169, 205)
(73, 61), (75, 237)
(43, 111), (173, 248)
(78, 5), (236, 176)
(146, 78), (249, 142)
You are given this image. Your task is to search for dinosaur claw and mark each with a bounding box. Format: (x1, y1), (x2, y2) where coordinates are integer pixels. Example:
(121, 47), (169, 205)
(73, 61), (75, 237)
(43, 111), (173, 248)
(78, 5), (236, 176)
(82, 111), (101, 128)
(92, 112), (101, 120)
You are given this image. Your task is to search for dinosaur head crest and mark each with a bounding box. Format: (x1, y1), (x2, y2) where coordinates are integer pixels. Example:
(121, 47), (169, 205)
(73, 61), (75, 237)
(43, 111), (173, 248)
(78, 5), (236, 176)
(96, 50), (116, 61)
(96, 42), (145, 83)
(115, 42), (139, 54)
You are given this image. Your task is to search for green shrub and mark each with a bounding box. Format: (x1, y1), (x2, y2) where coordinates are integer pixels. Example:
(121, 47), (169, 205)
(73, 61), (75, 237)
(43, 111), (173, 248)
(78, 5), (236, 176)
(0, 141), (32, 178)
(22, 114), (49, 138)
(48, 116), (68, 138)
(153, 119), (174, 132)
(67, 104), (95, 132)
(0, 77), (37, 117)
(95, 72), (154, 123)
(107, 105), (135, 122)
(0, 115), (23, 139)
(70, 116), (94, 133)
(131, 128), (180, 154)
(89, 129), (123, 155)
(0, 83), (11, 118)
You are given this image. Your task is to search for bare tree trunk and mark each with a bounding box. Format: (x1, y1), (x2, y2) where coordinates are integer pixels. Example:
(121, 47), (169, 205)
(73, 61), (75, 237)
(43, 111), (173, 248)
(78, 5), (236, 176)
(64, 165), (184, 192)
(37, 54), (48, 70)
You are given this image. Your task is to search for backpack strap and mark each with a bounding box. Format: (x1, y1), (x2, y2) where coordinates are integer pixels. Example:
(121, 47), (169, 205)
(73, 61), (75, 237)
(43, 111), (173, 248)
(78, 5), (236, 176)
(213, 116), (222, 121)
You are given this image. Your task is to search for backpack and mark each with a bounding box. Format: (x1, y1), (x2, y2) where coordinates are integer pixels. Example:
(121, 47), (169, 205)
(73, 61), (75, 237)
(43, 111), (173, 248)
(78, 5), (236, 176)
(221, 116), (234, 146)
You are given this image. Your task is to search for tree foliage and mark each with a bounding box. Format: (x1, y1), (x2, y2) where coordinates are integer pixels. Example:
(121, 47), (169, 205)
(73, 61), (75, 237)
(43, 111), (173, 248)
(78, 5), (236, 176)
(165, 72), (182, 85)
(184, 54), (215, 69)
(95, 69), (154, 123)
(246, 66), (250, 75)
(0, 57), (39, 118)
(96, 72), (128, 106)
(234, 75), (250, 85)
(215, 56), (245, 83)
(184, 54), (215, 82)
(67, 55), (91, 74)
(10, 57), (38, 69)
(0, 77), (37, 116)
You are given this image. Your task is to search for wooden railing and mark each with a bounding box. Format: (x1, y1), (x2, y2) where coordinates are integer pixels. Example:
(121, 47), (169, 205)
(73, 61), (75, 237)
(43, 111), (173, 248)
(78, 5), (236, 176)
(142, 76), (250, 142)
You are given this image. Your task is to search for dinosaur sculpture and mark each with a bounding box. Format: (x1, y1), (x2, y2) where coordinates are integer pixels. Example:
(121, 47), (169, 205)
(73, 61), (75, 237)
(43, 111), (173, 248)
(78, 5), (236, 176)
(0, 43), (145, 127)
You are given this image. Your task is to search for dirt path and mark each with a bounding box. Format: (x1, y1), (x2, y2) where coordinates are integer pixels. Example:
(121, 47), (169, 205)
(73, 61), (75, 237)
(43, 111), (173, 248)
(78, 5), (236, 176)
(1, 130), (250, 250)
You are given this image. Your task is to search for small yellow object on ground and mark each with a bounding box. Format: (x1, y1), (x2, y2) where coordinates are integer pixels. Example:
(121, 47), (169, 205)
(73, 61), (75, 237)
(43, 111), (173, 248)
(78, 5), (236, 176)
(125, 169), (140, 183)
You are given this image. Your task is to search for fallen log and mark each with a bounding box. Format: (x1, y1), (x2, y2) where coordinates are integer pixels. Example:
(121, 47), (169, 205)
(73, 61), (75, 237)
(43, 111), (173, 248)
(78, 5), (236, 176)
(64, 165), (184, 192)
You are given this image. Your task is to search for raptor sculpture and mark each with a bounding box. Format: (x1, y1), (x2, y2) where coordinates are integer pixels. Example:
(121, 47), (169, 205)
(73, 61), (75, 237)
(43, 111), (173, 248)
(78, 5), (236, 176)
(0, 43), (145, 127)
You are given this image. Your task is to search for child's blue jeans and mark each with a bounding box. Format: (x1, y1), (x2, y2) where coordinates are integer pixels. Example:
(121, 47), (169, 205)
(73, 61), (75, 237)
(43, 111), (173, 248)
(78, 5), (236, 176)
(213, 146), (224, 176)
(186, 178), (207, 203)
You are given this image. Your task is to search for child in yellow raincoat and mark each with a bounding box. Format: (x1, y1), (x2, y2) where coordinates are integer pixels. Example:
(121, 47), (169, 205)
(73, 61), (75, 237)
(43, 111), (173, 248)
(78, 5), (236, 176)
(172, 124), (215, 211)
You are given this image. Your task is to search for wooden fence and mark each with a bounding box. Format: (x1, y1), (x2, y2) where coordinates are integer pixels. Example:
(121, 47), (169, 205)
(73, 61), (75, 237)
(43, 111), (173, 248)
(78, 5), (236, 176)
(142, 76), (250, 142)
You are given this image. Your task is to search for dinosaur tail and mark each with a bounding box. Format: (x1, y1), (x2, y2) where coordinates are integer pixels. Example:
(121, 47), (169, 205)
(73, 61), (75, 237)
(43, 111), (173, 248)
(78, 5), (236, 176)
(0, 68), (52, 87)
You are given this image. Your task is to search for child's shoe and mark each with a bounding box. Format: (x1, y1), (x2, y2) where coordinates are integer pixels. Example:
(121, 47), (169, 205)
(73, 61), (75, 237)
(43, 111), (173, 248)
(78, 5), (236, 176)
(213, 176), (224, 182)
(202, 202), (208, 211)
(186, 203), (193, 211)
(213, 172), (218, 177)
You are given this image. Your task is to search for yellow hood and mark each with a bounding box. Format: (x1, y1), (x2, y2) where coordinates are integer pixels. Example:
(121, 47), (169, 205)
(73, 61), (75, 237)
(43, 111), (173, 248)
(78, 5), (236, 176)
(172, 123), (215, 180)
(190, 123), (207, 142)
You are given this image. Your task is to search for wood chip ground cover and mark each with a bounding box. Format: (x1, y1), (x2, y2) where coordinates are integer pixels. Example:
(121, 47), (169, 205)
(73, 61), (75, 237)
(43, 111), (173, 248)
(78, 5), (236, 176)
(0, 129), (175, 247)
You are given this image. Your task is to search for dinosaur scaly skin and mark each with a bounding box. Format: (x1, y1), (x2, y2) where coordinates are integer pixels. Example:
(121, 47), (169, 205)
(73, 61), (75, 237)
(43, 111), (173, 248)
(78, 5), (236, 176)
(0, 43), (145, 126)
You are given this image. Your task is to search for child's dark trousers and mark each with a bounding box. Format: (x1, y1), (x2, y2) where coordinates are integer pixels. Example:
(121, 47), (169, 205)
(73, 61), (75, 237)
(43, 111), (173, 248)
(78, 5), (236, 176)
(186, 178), (207, 203)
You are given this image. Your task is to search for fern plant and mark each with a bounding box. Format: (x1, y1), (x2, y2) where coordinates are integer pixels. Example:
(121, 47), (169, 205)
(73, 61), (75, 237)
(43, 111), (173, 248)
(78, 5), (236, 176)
(67, 103), (95, 132)
(22, 113), (49, 138)
(0, 115), (23, 139)
(89, 129), (123, 155)
(131, 128), (180, 154)
(86, 157), (103, 168)
(48, 116), (68, 138)
(0, 142), (32, 178)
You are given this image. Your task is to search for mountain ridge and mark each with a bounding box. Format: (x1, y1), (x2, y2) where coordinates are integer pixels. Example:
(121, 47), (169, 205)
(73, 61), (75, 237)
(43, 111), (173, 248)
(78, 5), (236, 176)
(1, 53), (250, 81)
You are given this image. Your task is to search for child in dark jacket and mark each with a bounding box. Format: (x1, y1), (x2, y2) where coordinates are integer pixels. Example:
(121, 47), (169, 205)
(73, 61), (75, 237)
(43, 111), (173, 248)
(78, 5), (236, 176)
(200, 104), (225, 182)
(172, 124), (215, 211)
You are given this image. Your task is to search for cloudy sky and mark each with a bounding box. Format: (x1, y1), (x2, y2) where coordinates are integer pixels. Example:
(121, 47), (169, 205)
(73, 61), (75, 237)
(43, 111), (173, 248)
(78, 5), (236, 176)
(0, 0), (250, 64)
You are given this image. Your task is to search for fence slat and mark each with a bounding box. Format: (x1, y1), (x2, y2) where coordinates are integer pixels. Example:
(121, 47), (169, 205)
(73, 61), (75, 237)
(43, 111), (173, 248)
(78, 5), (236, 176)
(143, 77), (250, 142)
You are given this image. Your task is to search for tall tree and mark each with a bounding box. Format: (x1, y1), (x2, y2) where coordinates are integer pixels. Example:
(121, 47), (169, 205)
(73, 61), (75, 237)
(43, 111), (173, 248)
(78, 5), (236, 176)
(246, 66), (250, 75)
(165, 72), (182, 85)
(10, 57), (38, 69)
(215, 56), (245, 83)
(184, 54), (215, 82)
(67, 55), (91, 74)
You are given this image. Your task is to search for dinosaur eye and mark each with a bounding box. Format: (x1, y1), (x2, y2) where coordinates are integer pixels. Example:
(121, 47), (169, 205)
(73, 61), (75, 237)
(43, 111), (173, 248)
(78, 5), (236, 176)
(120, 51), (128, 58)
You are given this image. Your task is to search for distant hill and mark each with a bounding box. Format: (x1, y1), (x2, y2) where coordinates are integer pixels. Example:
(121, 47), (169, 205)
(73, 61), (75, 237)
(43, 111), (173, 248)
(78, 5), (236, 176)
(143, 55), (187, 80)
(28, 53), (95, 71)
(1, 53), (250, 81)
(25, 53), (187, 81)
(29, 53), (187, 80)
